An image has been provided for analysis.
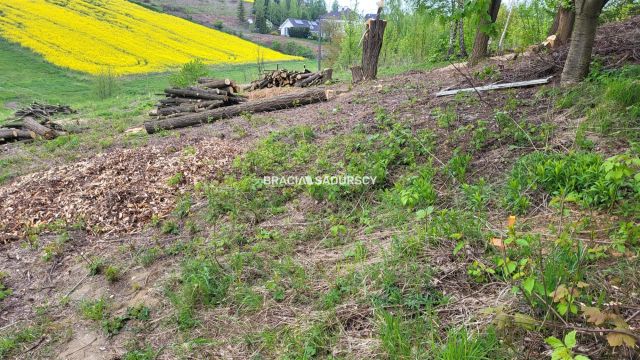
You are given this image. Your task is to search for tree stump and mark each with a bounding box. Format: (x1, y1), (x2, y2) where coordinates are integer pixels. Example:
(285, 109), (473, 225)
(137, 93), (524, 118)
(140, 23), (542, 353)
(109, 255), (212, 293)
(361, 19), (387, 80)
(351, 66), (364, 84)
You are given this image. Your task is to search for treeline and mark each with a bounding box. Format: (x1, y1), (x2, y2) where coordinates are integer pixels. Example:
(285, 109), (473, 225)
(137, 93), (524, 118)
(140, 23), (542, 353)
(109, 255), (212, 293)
(328, 0), (639, 81)
(249, 0), (328, 34)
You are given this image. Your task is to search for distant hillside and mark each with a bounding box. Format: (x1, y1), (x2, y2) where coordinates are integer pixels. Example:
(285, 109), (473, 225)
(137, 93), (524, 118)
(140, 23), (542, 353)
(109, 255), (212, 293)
(133, 0), (321, 58)
(0, 0), (300, 75)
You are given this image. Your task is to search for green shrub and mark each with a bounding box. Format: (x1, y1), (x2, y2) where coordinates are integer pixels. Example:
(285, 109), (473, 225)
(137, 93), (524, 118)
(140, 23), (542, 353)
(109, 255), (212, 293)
(169, 59), (208, 87)
(287, 26), (310, 39)
(95, 66), (117, 100)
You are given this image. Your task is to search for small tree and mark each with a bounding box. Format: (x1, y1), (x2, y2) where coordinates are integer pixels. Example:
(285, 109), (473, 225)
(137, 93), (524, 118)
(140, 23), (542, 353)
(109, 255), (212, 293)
(237, 0), (245, 23)
(254, 0), (269, 33)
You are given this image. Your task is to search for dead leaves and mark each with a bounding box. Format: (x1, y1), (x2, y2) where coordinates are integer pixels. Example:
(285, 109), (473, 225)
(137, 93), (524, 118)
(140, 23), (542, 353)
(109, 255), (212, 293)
(581, 306), (638, 348)
(0, 138), (238, 237)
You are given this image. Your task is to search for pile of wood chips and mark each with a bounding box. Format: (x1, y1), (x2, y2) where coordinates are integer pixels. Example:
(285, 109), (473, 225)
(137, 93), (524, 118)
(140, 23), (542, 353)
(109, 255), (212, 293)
(1, 103), (73, 144)
(246, 68), (333, 91)
(149, 78), (248, 119)
(0, 138), (238, 241)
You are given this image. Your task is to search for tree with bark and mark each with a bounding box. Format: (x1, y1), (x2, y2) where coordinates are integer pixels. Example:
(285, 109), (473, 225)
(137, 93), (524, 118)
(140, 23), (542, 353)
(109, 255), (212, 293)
(561, 0), (609, 84)
(548, 1), (576, 48)
(468, 0), (501, 65)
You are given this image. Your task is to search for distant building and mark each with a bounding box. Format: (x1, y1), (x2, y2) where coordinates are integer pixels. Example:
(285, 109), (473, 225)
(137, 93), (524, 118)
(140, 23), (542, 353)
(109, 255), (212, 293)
(364, 13), (378, 21)
(321, 6), (354, 22)
(279, 18), (320, 37)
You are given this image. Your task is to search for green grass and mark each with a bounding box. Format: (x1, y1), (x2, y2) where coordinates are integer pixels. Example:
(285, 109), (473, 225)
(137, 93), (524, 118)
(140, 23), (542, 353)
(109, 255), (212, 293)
(0, 38), (308, 123)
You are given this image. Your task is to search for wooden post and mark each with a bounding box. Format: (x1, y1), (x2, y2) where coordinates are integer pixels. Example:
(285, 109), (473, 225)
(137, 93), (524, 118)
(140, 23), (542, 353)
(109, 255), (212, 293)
(361, 11), (387, 81)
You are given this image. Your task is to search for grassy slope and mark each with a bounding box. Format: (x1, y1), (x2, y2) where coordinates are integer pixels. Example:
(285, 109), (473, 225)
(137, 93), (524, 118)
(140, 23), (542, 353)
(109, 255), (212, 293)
(0, 38), (308, 121)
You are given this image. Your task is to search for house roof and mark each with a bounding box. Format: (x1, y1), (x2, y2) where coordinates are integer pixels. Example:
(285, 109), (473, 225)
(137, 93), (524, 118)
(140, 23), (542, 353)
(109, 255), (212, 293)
(280, 18), (320, 32)
(321, 7), (353, 20)
(364, 13), (378, 21)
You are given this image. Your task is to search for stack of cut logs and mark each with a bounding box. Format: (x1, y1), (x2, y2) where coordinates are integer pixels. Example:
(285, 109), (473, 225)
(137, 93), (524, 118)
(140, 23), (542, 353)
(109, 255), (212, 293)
(0, 103), (70, 144)
(150, 78), (248, 118)
(246, 68), (333, 91)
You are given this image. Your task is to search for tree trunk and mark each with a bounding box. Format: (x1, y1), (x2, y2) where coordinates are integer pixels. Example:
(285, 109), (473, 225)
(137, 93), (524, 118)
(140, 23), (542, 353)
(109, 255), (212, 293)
(561, 0), (607, 84)
(457, 0), (468, 57)
(448, 0), (457, 56)
(23, 117), (57, 139)
(351, 65), (364, 83)
(548, 7), (561, 35)
(555, 6), (576, 46)
(469, 0), (501, 65)
(164, 88), (228, 101)
(145, 88), (330, 133)
(361, 19), (387, 80)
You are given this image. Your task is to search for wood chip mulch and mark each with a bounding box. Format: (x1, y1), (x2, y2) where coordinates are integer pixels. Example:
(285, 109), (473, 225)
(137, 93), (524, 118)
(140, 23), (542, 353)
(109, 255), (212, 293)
(0, 138), (239, 240)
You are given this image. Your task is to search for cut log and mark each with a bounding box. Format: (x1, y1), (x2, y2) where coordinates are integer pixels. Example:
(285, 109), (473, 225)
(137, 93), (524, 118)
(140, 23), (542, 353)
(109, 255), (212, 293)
(188, 87), (228, 96)
(351, 66), (364, 83)
(145, 88), (330, 134)
(435, 76), (553, 96)
(157, 101), (225, 116)
(295, 73), (322, 87)
(296, 72), (314, 80)
(23, 117), (58, 139)
(0, 128), (36, 141)
(361, 19), (387, 80)
(197, 78), (232, 88)
(164, 88), (228, 101)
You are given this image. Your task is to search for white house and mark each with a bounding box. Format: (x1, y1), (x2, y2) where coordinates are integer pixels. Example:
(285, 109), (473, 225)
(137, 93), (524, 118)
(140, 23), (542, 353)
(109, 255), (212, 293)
(279, 18), (320, 37)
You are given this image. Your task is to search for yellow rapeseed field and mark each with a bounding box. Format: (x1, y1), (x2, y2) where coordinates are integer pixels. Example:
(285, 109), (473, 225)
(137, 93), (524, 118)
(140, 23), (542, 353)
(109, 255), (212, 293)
(0, 0), (299, 75)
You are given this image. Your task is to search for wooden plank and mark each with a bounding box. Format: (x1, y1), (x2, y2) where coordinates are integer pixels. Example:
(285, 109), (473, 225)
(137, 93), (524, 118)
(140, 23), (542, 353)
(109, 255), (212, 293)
(435, 76), (553, 97)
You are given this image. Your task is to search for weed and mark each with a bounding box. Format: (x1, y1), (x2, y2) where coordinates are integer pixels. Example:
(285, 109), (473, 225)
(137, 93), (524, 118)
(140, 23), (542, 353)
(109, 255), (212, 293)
(80, 298), (107, 321)
(161, 220), (179, 234)
(95, 66), (117, 99)
(167, 172), (184, 186)
(436, 327), (502, 360)
(0, 272), (12, 301)
(105, 265), (120, 282)
(88, 257), (105, 275)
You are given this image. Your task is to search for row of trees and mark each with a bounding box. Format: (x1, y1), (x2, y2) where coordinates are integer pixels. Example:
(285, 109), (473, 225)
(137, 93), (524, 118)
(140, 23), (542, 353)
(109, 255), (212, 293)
(247, 0), (328, 34)
(328, 0), (637, 84)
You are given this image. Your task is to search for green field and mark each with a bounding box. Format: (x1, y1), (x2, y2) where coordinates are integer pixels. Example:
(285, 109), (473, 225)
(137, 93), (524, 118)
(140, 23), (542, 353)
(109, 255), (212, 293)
(0, 39), (309, 122)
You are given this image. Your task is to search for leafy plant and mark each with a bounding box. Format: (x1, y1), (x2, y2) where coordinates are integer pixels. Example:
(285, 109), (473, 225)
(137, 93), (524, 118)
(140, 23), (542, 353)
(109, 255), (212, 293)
(545, 331), (589, 360)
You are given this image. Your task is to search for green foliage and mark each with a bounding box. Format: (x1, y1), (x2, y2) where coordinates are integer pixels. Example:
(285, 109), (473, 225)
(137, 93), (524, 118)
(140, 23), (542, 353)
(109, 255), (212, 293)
(504, 151), (640, 214)
(545, 331), (590, 360)
(287, 27), (311, 39)
(80, 298), (108, 321)
(169, 59), (208, 87)
(0, 272), (12, 301)
(378, 310), (411, 358)
(169, 257), (233, 329)
(0, 326), (42, 358)
(271, 41), (314, 58)
(105, 265), (120, 282)
(95, 66), (117, 100)
(123, 345), (157, 360)
(88, 257), (105, 275)
(437, 327), (501, 360)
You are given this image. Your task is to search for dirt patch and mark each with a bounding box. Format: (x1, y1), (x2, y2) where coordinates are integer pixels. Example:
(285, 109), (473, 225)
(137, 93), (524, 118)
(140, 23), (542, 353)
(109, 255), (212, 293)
(0, 138), (238, 239)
